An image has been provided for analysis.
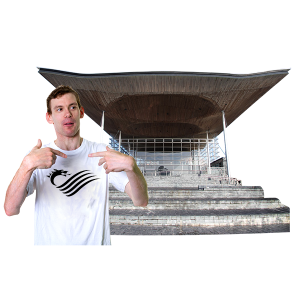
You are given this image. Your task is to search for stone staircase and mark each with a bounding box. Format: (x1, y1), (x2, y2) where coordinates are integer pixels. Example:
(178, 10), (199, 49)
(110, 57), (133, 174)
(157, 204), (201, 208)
(109, 177), (290, 235)
(144, 174), (237, 187)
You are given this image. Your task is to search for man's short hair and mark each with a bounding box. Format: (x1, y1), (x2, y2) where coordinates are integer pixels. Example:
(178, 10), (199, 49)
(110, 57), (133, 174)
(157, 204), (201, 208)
(46, 85), (82, 114)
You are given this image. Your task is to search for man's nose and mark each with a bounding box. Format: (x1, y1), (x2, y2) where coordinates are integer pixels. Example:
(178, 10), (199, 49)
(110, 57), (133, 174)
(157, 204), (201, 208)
(65, 109), (72, 117)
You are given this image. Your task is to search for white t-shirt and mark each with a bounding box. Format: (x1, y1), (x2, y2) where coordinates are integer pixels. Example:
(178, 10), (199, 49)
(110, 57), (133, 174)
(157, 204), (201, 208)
(26, 139), (129, 245)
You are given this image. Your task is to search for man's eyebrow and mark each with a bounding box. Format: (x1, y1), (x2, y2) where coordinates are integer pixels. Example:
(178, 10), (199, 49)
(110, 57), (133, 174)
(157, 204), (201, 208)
(53, 103), (78, 110)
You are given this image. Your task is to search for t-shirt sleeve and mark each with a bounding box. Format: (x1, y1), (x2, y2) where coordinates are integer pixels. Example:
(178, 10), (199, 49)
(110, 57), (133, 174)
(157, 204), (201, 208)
(96, 142), (129, 192)
(109, 171), (129, 193)
(23, 149), (36, 197)
(26, 170), (36, 197)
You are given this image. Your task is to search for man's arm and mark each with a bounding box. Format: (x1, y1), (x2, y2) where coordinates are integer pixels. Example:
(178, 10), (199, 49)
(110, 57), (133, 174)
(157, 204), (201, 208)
(5, 162), (33, 216)
(4, 139), (67, 216)
(124, 161), (148, 207)
(89, 146), (148, 207)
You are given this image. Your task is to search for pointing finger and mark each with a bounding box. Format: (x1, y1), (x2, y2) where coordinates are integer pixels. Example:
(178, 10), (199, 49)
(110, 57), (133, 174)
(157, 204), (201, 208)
(88, 151), (108, 158)
(50, 148), (67, 158)
(98, 158), (106, 166)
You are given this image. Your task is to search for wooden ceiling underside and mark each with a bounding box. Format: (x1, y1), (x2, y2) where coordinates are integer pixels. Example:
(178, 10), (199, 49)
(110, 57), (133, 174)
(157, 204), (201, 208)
(38, 69), (289, 139)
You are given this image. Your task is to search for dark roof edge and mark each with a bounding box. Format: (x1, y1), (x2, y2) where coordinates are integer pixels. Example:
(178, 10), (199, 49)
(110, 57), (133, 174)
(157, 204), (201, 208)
(37, 67), (290, 79)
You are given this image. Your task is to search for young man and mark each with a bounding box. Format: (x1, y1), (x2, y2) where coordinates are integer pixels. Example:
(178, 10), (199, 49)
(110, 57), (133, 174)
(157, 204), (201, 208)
(4, 85), (148, 245)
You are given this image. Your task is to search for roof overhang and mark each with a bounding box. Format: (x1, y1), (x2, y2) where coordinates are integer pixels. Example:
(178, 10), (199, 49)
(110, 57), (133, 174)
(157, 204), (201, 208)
(38, 68), (289, 139)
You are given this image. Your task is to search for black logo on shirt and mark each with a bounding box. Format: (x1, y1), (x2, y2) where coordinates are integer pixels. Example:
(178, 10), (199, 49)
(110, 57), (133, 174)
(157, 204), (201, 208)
(47, 169), (100, 197)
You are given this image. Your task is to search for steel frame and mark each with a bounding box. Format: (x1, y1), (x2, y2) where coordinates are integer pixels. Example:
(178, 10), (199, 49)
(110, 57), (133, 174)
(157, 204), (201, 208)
(109, 137), (224, 176)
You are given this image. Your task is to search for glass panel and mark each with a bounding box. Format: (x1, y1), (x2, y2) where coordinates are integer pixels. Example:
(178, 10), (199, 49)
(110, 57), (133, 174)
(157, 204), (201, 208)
(109, 137), (223, 176)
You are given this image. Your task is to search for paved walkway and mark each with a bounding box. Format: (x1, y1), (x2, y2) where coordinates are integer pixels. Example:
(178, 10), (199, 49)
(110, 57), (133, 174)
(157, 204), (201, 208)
(111, 224), (290, 236)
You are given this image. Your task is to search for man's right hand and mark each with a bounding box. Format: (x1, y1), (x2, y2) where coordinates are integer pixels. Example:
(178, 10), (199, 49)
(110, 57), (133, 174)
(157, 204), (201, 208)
(23, 139), (67, 171)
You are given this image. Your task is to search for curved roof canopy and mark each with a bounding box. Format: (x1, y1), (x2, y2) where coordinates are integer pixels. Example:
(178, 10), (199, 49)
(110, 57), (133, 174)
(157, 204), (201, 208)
(38, 68), (289, 139)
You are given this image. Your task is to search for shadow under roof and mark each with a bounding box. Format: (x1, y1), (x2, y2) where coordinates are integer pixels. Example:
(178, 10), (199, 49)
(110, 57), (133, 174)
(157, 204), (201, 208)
(38, 68), (289, 139)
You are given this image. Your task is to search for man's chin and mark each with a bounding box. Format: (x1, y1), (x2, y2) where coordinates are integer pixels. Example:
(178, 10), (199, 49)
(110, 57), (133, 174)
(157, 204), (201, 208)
(57, 128), (80, 138)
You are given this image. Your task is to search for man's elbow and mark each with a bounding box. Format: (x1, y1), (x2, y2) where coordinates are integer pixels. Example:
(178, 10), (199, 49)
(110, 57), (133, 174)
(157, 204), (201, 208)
(137, 202), (148, 208)
(134, 197), (148, 207)
(4, 204), (20, 216)
(5, 209), (20, 217)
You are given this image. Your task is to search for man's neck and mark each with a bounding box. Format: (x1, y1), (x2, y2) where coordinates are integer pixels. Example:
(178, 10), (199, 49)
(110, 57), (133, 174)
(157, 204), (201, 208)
(54, 136), (83, 151)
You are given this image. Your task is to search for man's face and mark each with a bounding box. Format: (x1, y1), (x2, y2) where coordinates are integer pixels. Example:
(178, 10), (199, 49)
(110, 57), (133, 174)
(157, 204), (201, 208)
(46, 93), (84, 139)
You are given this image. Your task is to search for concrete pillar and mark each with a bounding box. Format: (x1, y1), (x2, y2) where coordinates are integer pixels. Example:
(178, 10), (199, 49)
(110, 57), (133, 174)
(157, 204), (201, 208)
(206, 131), (211, 174)
(118, 131), (121, 152)
(198, 139), (201, 174)
(101, 111), (105, 143)
(222, 111), (230, 177)
(132, 136), (135, 158)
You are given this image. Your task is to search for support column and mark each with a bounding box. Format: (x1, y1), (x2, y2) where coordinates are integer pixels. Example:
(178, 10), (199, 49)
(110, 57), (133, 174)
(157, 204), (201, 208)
(206, 131), (211, 175)
(198, 139), (201, 174)
(101, 111), (105, 143)
(118, 131), (121, 152)
(222, 111), (230, 177)
(132, 136), (135, 158)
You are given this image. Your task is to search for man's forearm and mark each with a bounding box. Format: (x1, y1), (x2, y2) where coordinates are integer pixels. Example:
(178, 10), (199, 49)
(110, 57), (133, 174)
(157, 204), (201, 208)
(4, 159), (34, 216)
(125, 163), (148, 207)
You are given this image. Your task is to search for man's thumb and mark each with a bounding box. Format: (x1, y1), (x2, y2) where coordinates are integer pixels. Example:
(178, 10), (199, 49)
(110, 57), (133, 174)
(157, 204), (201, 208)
(33, 139), (42, 150)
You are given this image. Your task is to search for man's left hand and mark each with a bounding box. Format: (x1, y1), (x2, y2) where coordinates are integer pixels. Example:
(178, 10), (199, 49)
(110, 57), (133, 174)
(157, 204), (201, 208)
(88, 146), (135, 174)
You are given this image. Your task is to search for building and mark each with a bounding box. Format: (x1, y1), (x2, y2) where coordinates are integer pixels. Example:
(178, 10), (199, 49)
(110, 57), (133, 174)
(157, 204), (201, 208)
(38, 68), (290, 235)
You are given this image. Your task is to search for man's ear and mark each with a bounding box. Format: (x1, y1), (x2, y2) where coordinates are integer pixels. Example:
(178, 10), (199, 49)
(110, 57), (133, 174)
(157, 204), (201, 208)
(46, 112), (53, 124)
(80, 106), (84, 119)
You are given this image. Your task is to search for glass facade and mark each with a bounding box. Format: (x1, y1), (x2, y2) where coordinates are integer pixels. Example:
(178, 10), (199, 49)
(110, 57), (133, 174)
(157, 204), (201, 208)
(110, 137), (226, 177)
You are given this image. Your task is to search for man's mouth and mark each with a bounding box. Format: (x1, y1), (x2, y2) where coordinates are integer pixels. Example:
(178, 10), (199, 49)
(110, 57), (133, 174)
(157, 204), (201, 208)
(64, 122), (74, 127)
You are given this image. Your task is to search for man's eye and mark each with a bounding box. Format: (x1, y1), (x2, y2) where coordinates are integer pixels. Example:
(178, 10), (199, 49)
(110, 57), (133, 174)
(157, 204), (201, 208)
(57, 108), (62, 112)
(71, 106), (77, 110)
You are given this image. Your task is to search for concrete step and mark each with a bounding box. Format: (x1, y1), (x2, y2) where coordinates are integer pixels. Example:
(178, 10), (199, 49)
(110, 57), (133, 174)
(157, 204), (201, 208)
(110, 223), (290, 235)
(144, 174), (238, 187)
(109, 186), (264, 198)
(109, 197), (282, 210)
(109, 206), (290, 227)
(145, 180), (231, 187)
